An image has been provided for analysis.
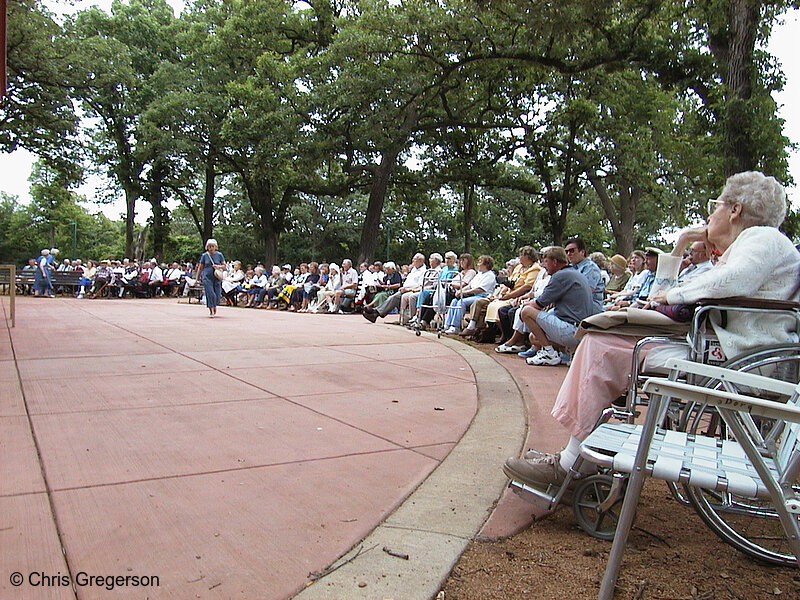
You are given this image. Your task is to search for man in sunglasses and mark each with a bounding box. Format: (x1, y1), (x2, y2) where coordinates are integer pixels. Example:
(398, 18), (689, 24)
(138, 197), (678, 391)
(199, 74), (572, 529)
(564, 237), (605, 312)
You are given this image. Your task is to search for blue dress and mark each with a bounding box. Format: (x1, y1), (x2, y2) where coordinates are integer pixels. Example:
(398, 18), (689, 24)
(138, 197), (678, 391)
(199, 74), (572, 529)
(33, 256), (52, 294)
(198, 250), (225, 308)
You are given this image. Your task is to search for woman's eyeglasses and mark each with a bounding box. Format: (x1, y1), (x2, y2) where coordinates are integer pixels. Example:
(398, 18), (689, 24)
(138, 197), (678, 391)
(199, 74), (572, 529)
(707, 198), (726, 215)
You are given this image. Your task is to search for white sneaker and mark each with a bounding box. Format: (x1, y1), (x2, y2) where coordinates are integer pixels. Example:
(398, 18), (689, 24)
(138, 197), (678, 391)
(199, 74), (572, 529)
(495, 344), (526, 353)
(526, 347), (561, 366)
(444, 326), (459, 335)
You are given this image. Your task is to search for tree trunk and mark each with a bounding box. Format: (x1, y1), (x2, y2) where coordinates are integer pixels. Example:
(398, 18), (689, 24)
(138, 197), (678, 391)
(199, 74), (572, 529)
(243, 175), (280, 267)
(534, 119), (580, 246)
(262, 229), (279, 268)
(148, 201), (169, 261)
(357, 105), (419, 264)
(124, 186), (137, 259)
(357, 152), (397, 265)
(202, 157), (215, 243)
(144, 159), (170, 260)
(708, 0), (759, 175)
(588, 175), (638, 257)
(463, 183), (475, 253)
(134, 225), (148, 262)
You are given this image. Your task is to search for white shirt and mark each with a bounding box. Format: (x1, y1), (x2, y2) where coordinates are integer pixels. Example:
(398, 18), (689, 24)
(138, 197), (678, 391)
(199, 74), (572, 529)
(166, 268), (183, 282)
(465, 270), (497, 295)
(341, 267), (359, 288)
(403, 264), (427, 290)
(361, 270), (379, 286)
(251, 273), (269, 288)
(667, 227), (800, 359)
(677, 260), (713, 283)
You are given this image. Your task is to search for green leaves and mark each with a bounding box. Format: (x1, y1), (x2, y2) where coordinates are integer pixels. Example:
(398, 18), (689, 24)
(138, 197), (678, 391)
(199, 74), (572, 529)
(1, 0), (79, 171)
(5, 0), (795, 265)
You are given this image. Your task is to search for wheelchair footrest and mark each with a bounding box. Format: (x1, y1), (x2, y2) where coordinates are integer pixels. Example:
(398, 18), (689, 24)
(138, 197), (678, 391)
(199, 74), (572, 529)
(508, 479), (560, 517)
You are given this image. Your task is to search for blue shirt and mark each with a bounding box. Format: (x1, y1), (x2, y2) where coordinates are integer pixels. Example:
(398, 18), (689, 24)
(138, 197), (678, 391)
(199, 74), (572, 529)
(199, 251), (225, 280)
(536, 267), (599, 325)
(572, 258), (605, 311)
(635, 270), (655, 302)
(439, 265), (458, 282)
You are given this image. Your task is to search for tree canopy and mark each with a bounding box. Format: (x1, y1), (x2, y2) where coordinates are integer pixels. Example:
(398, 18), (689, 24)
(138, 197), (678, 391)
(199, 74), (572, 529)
(2, 0), (797, 265)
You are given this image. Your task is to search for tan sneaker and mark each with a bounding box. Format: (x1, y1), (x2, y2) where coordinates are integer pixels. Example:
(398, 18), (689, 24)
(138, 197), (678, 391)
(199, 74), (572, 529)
(503, 453), (569, 489)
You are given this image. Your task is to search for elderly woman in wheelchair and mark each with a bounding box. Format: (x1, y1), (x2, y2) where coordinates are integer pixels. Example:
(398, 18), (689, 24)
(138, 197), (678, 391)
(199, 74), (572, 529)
(504, 171), (800, 523)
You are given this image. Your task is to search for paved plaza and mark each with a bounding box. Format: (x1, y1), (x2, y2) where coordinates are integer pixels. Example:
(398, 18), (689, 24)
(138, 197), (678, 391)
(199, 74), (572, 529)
(0, 296), (567, 599)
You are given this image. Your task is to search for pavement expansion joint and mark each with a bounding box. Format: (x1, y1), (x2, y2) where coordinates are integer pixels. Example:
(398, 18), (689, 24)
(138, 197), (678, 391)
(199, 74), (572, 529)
(44, 445), (439, 494)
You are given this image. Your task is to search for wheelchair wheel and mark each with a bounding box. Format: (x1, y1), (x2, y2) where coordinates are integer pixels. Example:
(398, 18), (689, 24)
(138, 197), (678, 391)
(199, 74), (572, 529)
(680, 343), (800, 566)
(573, 474), (624, 541)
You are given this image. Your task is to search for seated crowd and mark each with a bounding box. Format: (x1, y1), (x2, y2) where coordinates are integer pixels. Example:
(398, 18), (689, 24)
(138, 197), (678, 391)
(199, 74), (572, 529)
(23, 256), (198, 299)
(20, 235), (711, 349)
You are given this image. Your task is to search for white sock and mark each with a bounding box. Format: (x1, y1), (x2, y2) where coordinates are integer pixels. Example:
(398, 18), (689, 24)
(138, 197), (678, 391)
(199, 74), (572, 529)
(467, 320), (477, 329)
(559, 436), (596, 474)
(542, 345), (555, 354)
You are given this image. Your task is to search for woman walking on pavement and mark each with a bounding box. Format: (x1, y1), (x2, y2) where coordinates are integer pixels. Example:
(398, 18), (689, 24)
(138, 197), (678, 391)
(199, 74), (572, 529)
(195, 239), (226, 317)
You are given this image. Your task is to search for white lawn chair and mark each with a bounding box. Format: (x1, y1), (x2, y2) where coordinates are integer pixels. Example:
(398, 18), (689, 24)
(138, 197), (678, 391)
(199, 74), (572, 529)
(580, 358), (800, 600)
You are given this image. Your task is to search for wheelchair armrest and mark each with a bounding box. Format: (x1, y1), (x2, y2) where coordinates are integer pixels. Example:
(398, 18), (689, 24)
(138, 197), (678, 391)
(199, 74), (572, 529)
(664, 358), (798, 398)
(643, 376), (800, 424)
(696, 297), (800, 311)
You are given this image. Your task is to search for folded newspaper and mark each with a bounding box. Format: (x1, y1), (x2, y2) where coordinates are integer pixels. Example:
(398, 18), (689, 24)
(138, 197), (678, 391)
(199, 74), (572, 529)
(578, 306), (690, 338)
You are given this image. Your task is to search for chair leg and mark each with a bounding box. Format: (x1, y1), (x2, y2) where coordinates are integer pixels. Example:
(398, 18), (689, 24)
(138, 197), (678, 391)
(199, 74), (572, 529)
(597, 466), (647, 600)
(597, 393), (666, 600)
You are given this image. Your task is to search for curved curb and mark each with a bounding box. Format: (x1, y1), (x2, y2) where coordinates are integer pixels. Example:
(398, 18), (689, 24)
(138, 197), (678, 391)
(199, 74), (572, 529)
(292, 330), (527, 600)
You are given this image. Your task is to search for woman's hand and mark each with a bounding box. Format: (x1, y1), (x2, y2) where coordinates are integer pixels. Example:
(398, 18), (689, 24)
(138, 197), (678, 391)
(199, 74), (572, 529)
(671, 226), (708, 257)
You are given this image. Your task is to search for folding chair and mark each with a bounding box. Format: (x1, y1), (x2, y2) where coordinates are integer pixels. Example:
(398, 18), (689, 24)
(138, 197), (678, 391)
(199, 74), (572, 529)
(580, 358), (800, 600)
(505, 299), (800, 532)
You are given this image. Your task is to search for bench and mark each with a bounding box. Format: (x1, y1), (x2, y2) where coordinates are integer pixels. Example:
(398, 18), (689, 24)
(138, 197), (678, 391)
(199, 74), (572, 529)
(186, 283), (204, 303)
(51, 271), (83, 294)
(0, 270), (83, 295)
(0, 270), (22, 294)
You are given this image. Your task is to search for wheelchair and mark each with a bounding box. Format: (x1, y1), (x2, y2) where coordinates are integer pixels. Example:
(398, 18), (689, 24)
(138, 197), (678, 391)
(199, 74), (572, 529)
(506, 298), (800, 566)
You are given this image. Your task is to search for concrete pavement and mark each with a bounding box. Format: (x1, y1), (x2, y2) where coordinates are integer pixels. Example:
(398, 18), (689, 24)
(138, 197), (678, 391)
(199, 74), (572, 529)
(0, 295), (566, 600)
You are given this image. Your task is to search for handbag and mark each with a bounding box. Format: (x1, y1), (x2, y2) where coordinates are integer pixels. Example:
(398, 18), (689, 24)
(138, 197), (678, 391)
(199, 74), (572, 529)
(203, 252), (225, 281)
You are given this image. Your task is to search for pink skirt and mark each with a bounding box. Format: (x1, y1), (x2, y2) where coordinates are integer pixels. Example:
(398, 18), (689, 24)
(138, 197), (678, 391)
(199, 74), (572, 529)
(551, 332), (640, 440)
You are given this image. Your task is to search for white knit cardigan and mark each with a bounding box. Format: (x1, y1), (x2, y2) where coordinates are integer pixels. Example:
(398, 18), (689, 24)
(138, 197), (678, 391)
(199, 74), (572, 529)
(665, 226), (800, 360)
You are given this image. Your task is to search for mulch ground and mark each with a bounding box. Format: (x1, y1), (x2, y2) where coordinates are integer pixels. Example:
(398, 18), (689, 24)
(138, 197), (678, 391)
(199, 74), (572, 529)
(441, 479), (800, 600)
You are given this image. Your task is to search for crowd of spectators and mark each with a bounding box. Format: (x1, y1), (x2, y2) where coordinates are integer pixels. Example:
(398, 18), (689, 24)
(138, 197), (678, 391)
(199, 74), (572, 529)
(23, 252), (196, 299)
(20, 237), (711, 353)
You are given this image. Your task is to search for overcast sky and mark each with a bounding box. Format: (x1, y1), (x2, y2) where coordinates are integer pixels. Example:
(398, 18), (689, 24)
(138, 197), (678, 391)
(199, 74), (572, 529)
(1, 7), (799, 221)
